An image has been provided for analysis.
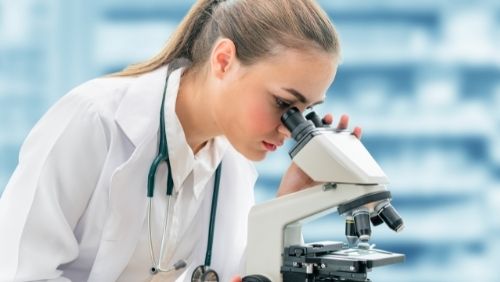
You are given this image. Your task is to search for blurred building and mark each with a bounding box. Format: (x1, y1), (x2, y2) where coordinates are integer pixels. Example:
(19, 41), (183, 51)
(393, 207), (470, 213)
(0, 0), (499, 281)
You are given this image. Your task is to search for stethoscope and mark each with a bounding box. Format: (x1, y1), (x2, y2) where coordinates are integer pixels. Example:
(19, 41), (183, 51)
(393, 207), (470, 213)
(147, 59), (222, 282)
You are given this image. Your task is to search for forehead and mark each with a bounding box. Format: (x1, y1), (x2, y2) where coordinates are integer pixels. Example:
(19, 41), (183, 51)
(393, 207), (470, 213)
(243, 48), (338, 102)
(253, 47), (337, 73)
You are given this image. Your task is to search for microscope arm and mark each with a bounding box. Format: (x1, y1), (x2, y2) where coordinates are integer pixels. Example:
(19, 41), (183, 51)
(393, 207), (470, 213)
(245, 183), (387, 281)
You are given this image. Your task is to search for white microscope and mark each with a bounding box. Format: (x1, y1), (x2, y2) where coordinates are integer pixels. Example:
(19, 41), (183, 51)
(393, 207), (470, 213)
(243, 108), (405, 282)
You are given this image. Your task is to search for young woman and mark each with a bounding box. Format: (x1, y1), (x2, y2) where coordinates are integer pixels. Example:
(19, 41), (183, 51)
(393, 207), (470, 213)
(0, 0), (361, 281)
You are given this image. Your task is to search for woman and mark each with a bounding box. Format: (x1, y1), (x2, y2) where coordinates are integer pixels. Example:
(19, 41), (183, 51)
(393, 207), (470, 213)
(0, 0), (361, 281)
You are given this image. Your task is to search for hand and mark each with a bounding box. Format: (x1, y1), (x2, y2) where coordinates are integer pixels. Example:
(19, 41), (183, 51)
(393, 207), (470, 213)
(276, 114), (362, 197)
(231, 275), (242, 282)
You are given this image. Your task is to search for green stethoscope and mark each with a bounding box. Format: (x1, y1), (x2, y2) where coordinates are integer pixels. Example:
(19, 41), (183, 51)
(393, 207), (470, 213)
(147, 60), (222, 282)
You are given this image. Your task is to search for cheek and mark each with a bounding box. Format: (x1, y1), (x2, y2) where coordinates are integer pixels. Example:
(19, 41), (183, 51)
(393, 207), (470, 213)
(241, 99), (278, 136)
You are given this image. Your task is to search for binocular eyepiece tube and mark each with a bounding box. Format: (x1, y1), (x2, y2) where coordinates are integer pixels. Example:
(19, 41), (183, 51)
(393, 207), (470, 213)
(281, 107), (325, 142)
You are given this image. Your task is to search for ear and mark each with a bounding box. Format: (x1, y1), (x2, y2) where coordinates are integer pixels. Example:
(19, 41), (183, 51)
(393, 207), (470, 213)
(210, 38), (238, 79)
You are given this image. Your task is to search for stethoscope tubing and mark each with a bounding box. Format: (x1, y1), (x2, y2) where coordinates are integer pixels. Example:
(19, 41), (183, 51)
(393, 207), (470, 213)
(148, 195), (174, 273)
(159, 195), (173, 268)
(146, 62), (182, 273)
(146, 60), (221, 279)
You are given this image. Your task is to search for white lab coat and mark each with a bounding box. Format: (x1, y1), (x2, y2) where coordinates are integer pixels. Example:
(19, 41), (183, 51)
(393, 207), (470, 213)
(0, 65), (257, 281)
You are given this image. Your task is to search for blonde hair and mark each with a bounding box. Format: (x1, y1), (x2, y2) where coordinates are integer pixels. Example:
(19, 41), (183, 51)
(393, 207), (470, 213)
(116, 0), (340, 76)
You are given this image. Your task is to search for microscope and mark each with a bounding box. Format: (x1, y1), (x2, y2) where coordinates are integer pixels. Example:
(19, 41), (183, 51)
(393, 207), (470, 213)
(243, 108), (405, 282)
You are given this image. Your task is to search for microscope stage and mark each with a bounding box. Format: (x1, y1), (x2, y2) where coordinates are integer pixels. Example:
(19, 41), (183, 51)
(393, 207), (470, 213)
(282, 243), (405, 281)
(323, 248), (405, 268)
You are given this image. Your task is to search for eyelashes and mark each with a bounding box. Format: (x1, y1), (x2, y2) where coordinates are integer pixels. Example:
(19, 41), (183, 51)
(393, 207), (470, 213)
(274, 96), (292, 109)
(274, 96), (313, 111)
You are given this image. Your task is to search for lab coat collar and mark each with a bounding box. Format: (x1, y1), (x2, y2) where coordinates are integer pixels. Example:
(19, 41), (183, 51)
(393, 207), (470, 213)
(163, 69), (229, 197)
(114, 65), (168, 148)
(114, 64), (229, 197)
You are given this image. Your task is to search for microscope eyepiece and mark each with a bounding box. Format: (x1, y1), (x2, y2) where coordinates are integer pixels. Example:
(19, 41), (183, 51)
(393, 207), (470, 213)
(375, 202), (404, 233)
(281, 107), (301, 127)
(305, 111), (326, 128)
(281, 107), (316, 142)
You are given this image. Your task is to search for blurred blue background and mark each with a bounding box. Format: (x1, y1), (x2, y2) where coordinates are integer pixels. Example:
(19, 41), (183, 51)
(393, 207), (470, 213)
(1, 0), (499, 281)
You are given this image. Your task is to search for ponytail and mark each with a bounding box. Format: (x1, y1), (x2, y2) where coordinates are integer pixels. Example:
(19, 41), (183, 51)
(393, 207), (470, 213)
(115, 0), (340, 77)
(116, 0), (221, 76)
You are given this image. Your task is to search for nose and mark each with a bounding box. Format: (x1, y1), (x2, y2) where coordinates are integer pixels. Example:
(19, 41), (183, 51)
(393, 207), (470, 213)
(277, 123), (291, 139)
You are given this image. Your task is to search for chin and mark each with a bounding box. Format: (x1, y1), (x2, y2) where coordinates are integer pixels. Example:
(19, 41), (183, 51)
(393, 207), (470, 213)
(236, 146), (267, 162)
(246, 152), (267, 162)
(227, 138), (268, 161)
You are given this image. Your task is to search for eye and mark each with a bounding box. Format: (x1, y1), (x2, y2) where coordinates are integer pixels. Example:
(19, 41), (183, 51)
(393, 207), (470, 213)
(274, 96), (292, 109)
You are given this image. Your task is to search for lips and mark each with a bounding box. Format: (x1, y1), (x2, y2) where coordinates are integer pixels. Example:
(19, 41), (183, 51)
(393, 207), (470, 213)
(262, 140), (283, 152)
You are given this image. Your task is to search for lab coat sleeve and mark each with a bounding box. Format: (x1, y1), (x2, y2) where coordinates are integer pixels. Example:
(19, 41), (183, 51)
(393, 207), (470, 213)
(0, 92), (109, 281)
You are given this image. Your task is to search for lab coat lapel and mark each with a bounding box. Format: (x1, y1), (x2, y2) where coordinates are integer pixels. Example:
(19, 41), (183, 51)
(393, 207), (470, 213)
(88, 135), (157, 281)
(113, 66), (168, 148)
(89, 66), (171, 281)
(211, 149), (257, 278)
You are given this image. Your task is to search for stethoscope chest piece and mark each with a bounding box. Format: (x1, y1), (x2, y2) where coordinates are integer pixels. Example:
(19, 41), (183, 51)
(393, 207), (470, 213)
(191, 265), (219, 282)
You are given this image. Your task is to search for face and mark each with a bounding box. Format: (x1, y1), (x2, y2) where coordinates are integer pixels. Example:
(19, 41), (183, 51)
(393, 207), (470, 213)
(212, 47), (338, 161)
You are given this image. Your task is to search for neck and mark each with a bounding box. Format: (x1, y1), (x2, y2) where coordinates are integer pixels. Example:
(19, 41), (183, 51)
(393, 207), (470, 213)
(175, 68), (221, 154)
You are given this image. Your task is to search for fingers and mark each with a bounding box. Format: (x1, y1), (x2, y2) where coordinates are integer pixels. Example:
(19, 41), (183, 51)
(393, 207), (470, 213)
(337, 114), (349, 130)
(352, 126), (362, 139)
(321, 113), (333, 125)
(322, 113), (362, 139)
(323, 113), (348, 129)
(231, 275), (242, 282)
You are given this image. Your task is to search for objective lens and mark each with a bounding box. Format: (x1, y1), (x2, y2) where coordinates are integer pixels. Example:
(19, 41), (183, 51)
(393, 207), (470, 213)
(352, 208), (371, 242)
(345, 217), (359, 247)
(370, 214), (384, 226)
(378, 204), (404, 232)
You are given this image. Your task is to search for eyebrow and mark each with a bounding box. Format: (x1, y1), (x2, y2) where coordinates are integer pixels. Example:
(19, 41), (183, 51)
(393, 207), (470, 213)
(282, 87), (325, 107)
